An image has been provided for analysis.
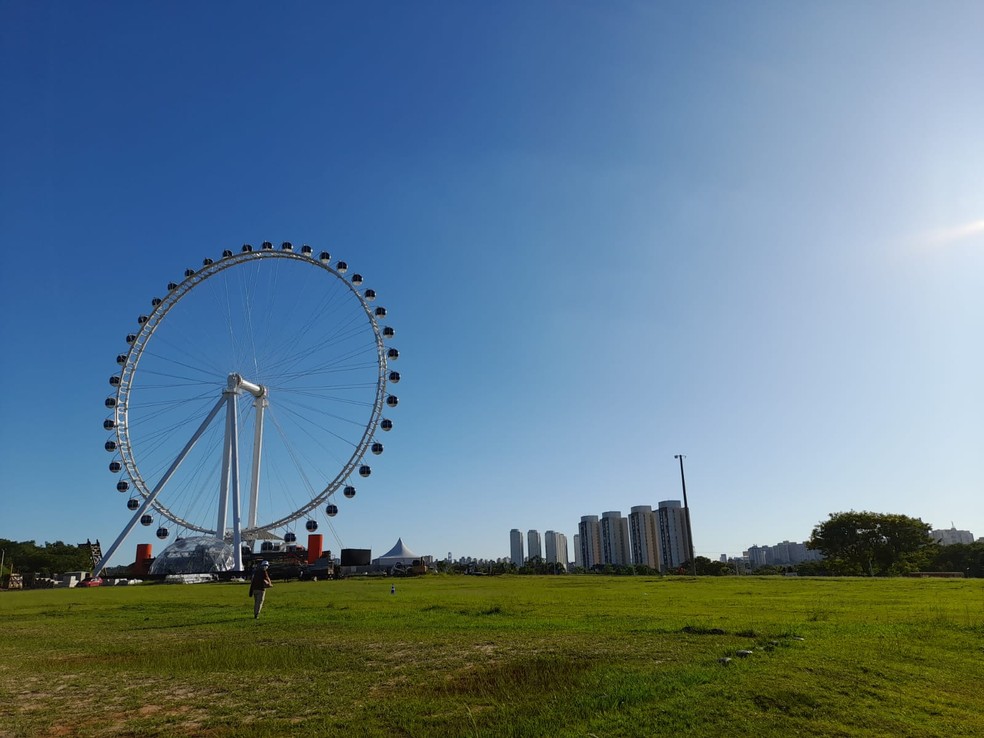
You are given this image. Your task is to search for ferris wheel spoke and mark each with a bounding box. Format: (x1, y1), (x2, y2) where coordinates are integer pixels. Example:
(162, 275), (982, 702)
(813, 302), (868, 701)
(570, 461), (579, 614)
(276, 358), (380, 377)
(274, 397), (373, 430)
(262, 320), (366, 378)
(127, 396), (220, 439)
(279, 384), (378, 398)
(222, 263), (263, 376)
(236, 262), (298, 369)
(273, 403), (360, 452)
(137, 418), (225, 502)
(270, 368), (378, 395)
(127, 387), (218, 411)
(267, 409), (325, 501)
(272, 346), (380, 384)
(155, 438), (222, 526)
(262, 278), (360, 350)
(137, 348), (228, 383)
(304, 387), (378, 403)
(132, 369), (226, 387)
(145, 323), (229, 380)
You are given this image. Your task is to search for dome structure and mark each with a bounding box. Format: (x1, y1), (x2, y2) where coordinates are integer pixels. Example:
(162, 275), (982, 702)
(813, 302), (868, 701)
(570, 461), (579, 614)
(148, 536), (235, 575)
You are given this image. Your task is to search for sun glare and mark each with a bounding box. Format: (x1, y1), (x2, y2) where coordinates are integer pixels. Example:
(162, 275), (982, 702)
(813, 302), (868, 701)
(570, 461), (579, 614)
(924, 218), (984, 248)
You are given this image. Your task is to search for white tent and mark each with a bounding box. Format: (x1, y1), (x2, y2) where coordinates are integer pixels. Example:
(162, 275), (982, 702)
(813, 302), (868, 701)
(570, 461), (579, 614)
(374, 538), (420, 567)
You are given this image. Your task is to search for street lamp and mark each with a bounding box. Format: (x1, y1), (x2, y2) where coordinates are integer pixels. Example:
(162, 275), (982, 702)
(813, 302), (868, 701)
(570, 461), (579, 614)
(675, 454), (697, 576)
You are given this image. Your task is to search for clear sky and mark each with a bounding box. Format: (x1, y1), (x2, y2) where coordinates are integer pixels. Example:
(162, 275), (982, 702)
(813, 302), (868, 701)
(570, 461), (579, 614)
(1, 1), (982, 567)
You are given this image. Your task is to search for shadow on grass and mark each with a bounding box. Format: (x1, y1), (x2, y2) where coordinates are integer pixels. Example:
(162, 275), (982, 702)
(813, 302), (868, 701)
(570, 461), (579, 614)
(753, 690), (821, 717)
(441, 655), (589, 698)
(681, 625), (728, 635)
(129, 616), (251, 630)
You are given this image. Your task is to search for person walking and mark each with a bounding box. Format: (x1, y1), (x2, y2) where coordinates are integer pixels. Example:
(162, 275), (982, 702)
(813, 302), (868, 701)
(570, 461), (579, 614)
(249, 560), (273, 619)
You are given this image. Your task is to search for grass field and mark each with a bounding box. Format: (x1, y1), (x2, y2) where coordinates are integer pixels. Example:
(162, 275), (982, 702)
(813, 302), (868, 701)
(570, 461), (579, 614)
(1, 575), (982, 737)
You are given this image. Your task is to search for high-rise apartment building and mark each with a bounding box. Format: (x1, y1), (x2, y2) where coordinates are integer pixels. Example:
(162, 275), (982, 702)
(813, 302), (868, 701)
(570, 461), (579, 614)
(657, 500), (692, 571)
(600, 511), (631, 566)
(544, 530), (569, 571)
(578, 515), (602, 570)
(527, 529), (542, 562)
(544, 530), (557, 566)
(746, 544), (768, 569)
(509, 529), (524, 567)
(573, 533), (582, 569)
(629, 505), (661, 570)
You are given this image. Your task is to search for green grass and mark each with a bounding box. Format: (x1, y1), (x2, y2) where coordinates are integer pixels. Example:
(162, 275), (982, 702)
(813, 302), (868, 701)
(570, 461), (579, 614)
(1, 576), (982, 736)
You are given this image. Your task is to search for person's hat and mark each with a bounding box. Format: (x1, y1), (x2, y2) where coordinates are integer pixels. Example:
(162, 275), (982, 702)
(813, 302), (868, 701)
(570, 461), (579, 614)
(260, 560), (270, 568)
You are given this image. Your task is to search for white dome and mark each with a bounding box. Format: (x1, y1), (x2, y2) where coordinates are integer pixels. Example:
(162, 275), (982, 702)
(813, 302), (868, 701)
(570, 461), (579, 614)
(148, 536), (234, 575)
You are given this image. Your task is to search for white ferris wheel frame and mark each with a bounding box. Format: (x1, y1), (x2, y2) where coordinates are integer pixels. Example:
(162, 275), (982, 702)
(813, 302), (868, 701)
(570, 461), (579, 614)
(96, 246), (390, 574)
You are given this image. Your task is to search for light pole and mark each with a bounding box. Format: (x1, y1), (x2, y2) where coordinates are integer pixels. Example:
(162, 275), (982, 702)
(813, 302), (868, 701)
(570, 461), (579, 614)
(674, 454), (697, 576)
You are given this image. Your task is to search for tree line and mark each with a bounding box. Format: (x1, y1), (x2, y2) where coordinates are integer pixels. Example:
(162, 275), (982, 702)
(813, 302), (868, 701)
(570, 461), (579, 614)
(0, 539), (93, 580)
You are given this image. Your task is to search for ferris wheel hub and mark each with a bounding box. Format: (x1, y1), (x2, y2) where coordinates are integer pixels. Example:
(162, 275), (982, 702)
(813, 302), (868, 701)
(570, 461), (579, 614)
(226, 372), (267, 399)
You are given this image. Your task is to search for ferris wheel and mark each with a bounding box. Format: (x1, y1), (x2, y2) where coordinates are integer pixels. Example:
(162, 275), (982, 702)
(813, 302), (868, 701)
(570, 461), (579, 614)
(96, 242), (399, 573)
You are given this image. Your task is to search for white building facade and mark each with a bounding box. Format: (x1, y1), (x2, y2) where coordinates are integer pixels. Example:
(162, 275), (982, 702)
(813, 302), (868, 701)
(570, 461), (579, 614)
(544, 530), (569, 571)
(629, 505), (662, 570)
(657, 500), (692, 572)
(527, 529), (542, 563)
(578, 516), (603, 570)
(509, 529), (524, 567)
(600, 511), (631, 566)
(932, 527), (975, 546)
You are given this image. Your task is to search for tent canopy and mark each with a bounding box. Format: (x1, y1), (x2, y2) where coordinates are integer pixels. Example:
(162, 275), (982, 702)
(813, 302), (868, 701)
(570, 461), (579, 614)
(377, 538), (419, 562)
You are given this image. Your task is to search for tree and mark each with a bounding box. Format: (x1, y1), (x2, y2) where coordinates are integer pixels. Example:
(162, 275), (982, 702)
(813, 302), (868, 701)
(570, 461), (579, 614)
(694, 557), (732, 576)
(807, 511), (932, 576)
(0, 539), (92, 578)
(794, 559), (830, 577)
(929, 542), (984, 578)
(753, 565), (782, 575)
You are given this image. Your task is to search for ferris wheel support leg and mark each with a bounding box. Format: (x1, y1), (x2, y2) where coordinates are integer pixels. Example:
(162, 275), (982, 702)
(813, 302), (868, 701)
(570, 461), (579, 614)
(94, 395), (227, 576)
(215, 391), (236, 543)
(229, 392), (244, 572)
(246, 395), (267, 535)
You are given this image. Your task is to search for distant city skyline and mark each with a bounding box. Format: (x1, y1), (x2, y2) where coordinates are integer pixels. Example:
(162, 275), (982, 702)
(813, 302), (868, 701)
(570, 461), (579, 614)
(501, 514), (980, 571)
(517, 499), (718, 571)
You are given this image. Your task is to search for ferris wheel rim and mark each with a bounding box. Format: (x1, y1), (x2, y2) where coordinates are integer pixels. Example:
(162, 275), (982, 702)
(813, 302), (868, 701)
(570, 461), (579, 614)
(108, 247), (389, 535)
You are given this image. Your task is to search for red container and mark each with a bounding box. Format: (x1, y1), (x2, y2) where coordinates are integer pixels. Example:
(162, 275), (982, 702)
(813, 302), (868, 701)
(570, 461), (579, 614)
(135, 543), (153, 575)
(307, 534), (323, 564)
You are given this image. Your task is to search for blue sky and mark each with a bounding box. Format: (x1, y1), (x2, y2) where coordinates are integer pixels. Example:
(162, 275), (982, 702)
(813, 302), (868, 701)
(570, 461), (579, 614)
(1, 2), (982, 566)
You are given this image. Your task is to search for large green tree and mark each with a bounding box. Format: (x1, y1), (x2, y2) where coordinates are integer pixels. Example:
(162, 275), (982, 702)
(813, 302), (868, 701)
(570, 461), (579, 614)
(807, 511), (932, 576)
